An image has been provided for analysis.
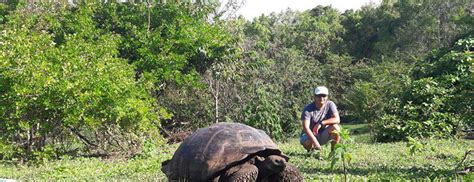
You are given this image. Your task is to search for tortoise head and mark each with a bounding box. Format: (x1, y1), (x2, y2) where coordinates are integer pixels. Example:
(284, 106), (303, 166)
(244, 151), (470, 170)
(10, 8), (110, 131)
(256, 155), (287, 179)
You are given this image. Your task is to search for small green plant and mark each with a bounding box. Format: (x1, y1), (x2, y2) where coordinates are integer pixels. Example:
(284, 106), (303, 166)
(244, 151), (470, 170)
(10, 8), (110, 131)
(329, 127), (353, 181)
(406, 136), (425, 155)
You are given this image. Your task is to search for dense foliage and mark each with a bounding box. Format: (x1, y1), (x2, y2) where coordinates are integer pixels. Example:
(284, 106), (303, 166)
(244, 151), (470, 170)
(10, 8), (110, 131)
(374, 38), (473, 141)
(0, 3), (164, 161)
(0, 0), (472, 160)
(0, 1), (231, 160)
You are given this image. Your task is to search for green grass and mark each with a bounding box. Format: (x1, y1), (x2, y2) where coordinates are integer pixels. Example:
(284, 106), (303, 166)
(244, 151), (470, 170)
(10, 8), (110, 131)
(278, 123), (474, 181)
(0, 145), (176, 181)
(1, 123), (473, 181)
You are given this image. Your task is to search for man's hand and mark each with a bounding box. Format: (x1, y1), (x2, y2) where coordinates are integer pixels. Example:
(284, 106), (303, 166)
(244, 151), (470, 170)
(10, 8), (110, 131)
(312, 141), (321, 150)
(312, 123), (322, 136)
(311, 123), (322, 150)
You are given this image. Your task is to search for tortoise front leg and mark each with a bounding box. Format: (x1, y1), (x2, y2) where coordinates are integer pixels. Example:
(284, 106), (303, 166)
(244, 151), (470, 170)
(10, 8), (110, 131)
(267, 163), (304, 182)
(218, 162), (258, 182)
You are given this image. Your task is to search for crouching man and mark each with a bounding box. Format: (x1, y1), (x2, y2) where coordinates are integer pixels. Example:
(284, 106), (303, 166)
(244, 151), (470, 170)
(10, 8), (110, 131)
(300, 86), (341, 152)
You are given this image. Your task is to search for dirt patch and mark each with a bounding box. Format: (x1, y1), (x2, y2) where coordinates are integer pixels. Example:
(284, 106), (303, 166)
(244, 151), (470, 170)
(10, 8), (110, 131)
(166, 130), (193, 144)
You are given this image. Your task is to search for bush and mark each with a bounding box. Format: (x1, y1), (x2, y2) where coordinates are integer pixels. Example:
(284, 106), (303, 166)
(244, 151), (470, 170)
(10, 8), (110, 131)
(243, 88), (284, 140)
(372, 37), (473, 142)
(0, 3), (164, 161)
(345, 81), (383, 123)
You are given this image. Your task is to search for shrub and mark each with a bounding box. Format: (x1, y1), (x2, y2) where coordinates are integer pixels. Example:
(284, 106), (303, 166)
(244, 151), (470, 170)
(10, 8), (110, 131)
(345, 81), (383, 123)
(0, 3), (164, 161)
(372, 37), (473, 142)
(243, 87), (284, 140)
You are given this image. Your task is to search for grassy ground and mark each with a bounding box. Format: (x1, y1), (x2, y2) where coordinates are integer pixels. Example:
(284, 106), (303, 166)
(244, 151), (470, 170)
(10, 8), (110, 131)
(280, 123), (473, 181)
(0, 123), (472, 181)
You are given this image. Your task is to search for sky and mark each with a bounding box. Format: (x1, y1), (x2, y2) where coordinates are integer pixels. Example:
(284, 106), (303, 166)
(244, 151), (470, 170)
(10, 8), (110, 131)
(236, 0), (381, 20)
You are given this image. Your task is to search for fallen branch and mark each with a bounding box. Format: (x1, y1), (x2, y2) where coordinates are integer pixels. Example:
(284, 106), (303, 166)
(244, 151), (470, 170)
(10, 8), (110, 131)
(454, 150), (473, 175)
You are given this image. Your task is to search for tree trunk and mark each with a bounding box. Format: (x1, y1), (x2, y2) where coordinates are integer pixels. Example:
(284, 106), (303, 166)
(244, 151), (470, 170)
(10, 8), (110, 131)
(438, 1), (451, 46)
(215, 80), (219, 123)
(209, 77), (220, 123)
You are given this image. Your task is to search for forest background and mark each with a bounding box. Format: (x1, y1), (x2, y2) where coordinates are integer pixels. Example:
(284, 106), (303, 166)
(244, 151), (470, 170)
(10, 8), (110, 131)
(0, 0), (472, 178)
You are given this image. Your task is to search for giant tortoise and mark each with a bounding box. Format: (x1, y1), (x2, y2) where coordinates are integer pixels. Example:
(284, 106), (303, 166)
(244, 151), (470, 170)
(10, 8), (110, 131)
(161, 122), (304, 181)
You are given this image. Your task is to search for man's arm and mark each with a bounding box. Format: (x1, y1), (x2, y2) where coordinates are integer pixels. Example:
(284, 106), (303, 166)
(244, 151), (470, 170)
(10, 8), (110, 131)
(321, 102), (340, 125)
(303, 119), (321, 150)
(321, 112), (340, 125)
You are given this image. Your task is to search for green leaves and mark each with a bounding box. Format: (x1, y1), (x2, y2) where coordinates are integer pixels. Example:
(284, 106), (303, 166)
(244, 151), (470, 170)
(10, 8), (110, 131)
(372, 37), (473, 142)
(406, 136), (425, 156)
(345, 81), (382, 123)
(329, 128), (353, 170)
(0, 3), (164, 160)
(243, 87), (283, 140)
(94, 3), (232, 86)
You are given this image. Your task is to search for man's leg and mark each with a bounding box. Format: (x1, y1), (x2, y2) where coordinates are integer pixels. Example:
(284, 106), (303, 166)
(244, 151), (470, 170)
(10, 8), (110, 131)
(326, 124), (341, 151)
(303, 139), (313, 151)
(300, 133), (313, 151)
(301, 124), (341, 151)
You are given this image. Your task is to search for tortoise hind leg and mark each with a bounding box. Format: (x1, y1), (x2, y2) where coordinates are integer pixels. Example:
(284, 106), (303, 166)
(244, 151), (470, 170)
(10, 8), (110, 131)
(267, 163), (304, 182)
(219, 163), (258, 182)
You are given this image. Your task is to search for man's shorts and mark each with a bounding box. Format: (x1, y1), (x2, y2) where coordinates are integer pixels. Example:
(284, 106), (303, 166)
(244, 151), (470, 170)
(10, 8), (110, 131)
(300, 126), (332, 145)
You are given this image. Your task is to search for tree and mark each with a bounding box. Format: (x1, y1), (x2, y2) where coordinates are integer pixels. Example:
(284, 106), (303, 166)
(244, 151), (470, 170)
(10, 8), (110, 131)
(0, 3), (163, 160)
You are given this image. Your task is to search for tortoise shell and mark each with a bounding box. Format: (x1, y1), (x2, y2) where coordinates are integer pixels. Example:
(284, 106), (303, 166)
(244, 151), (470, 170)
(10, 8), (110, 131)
(162, 122), (288, 181)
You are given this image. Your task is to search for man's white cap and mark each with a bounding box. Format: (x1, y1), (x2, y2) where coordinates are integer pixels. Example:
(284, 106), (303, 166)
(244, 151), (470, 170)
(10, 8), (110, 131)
(314, 86), (329, 95)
